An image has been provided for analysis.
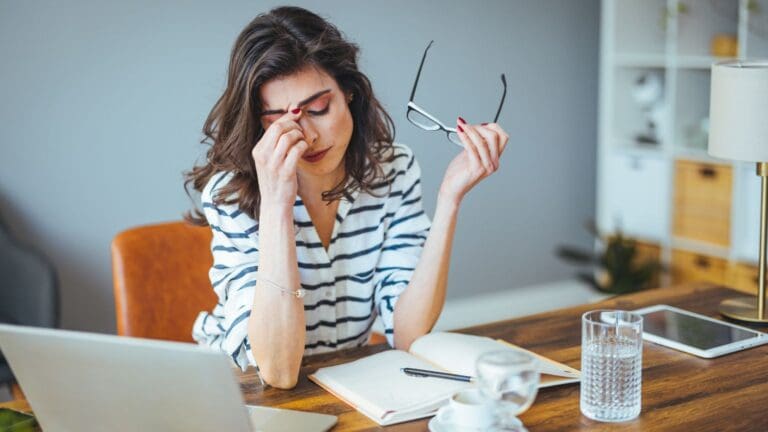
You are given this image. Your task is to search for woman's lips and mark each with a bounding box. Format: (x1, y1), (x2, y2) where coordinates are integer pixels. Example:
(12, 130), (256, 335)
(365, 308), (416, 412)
(302, 147), (331, 163)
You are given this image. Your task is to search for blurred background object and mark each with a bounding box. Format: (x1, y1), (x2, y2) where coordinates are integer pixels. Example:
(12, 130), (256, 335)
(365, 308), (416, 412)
(597, 0), (767, 297)
(0, 211), (59, 401)
(710, 33), (738, 57)
(557, 221), (664, 295)
(631, 71), (667, 146)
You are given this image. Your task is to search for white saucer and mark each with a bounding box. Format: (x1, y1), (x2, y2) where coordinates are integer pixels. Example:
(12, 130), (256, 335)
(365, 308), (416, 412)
(428, 405), (528, 432)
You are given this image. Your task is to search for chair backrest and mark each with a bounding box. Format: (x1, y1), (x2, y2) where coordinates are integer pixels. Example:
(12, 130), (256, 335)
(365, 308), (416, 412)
(0, 213), (59, 387)
(0, 217), (59, 329)
(111, 221), (215, 342)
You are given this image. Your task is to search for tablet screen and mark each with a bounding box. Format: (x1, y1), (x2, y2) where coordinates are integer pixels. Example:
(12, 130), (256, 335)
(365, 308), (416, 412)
(642, 308), (759, 350)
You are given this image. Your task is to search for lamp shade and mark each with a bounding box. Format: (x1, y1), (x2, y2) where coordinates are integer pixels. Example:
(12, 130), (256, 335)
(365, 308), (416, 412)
(708, 60), (768, 162)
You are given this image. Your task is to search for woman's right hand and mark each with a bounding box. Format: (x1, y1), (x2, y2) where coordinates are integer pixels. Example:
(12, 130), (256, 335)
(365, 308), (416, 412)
(252, 109), (309, 210)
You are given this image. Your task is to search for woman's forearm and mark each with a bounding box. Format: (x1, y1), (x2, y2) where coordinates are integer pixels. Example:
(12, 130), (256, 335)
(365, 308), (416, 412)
(247, 205), (306, 389)
(393, 193), (460, 350)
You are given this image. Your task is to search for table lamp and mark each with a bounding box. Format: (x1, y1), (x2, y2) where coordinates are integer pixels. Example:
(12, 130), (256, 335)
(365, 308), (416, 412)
(709, 60), (768, 323)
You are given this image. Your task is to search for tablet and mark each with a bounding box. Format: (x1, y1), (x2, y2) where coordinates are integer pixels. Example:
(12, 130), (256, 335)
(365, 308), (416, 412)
(633, 304), (768, 358)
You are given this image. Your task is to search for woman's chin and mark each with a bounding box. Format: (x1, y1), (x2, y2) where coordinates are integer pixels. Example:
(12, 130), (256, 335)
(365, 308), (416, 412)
(299, 157), (344, 179)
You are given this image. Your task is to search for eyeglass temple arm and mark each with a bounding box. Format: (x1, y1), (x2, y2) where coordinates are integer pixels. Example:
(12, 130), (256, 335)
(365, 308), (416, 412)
(493, 74), (507, 123)
(409, 40), (434, 102)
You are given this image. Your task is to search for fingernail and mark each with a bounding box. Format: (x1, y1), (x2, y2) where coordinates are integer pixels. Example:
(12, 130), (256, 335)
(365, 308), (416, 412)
(457, 125), (464, 133)
(481, 122), (488, 126)
(458, 116), (467, 125)
(291, 108), (301, 114)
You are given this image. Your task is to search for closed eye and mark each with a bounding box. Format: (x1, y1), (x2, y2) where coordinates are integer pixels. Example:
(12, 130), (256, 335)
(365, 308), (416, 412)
(307, 106), (329, 116)
(306, 98), (330, 116)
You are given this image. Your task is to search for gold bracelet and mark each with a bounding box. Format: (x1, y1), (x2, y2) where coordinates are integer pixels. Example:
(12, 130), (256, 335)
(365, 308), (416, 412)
(256, 277), (305, 298)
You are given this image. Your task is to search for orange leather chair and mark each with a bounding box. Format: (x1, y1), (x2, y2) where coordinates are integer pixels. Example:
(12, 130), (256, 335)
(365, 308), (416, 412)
(112, 221), (216, 342)
(111, 220), (387, 345)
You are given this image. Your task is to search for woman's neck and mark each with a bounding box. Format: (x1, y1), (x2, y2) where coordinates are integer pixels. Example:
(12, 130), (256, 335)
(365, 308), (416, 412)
(297, 166), (345, 204)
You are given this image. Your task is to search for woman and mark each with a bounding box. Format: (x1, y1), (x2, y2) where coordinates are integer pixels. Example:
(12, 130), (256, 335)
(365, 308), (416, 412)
(187, 6), (508, 389)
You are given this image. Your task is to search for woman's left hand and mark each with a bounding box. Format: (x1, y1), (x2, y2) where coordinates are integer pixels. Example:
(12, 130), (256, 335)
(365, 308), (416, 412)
(438, 118), (509, 205)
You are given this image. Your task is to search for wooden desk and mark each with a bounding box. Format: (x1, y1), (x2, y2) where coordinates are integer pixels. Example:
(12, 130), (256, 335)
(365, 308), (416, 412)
(241, 284), (768, 431)
(4, 284), (768, 431)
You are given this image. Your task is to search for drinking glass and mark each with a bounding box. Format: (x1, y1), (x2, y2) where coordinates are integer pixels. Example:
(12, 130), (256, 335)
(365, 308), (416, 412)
(476, 350), (540, 431)
(580, 310), (643, 422)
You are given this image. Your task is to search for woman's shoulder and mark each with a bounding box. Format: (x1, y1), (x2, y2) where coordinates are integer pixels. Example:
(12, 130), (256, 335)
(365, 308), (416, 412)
(380, 142), (419, 175)
(200, 171), (249, 225)
(202, 171), (236, 202)
(366, 142), (422, 202)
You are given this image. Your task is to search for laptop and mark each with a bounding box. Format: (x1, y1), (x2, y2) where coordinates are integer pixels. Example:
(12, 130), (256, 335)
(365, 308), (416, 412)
(0, 324), (337, 432)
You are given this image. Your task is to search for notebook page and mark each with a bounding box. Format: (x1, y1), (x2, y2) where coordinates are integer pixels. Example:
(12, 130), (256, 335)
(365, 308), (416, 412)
(410, 332), (580, 379)
(409, 332), (499, 376)
(309, 350), (470, 424)
(496, 340), (581, 379)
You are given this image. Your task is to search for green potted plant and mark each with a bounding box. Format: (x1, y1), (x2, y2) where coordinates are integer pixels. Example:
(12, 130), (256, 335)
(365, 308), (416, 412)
(556, 221), (665, 295)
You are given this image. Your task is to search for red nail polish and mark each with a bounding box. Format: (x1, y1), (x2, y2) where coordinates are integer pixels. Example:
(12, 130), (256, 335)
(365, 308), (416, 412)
(457, 125), (464, 133)
(458, 116), (467, 125)
(291, 108), (301, 114)
(481, 122), (488, 126)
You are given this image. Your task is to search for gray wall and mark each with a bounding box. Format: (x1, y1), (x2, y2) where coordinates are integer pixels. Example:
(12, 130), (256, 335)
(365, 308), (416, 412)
(0, 0), (599, 333)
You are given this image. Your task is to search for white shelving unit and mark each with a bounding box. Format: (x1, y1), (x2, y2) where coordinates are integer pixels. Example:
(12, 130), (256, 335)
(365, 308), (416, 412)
(597, 0), (768, 285)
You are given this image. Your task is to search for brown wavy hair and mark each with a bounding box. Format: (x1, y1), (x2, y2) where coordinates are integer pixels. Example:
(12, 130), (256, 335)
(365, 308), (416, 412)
(185, 6), (396, 224)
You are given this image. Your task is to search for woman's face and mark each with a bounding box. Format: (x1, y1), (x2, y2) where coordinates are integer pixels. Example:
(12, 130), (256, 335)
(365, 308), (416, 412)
(258, 65), (354, 181)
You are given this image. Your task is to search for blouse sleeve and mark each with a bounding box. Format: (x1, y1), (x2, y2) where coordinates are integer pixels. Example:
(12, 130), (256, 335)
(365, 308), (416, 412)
(191, 172), (260, 372)
(373, 146), (432, 347)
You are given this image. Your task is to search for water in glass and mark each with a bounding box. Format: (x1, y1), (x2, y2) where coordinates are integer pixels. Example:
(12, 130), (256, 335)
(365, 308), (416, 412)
(580, 310), (643, 422)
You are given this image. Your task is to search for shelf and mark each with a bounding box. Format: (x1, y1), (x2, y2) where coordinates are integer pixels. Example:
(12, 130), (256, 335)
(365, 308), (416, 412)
(673, 55), (733, 69)
(676, 0), (739, 58)
(599, 0), (764, 286)
(673, 147), (725, 164)
(612, 142), (665, 159)
(745, 0), (768, 58)
(601, 153), (671, 242)
(613, 55), (739, 71)
(614, 232), (666, 247)
(671, 237), (731, 260)
(733, 254), (760, 267)
(612, 0), (668, 56)
(673, 69), (711, 154)
(612, 67), (667, 148)
(614, 53), (667, 68)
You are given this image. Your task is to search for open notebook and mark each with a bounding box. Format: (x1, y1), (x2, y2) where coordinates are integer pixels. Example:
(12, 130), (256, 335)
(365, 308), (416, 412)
(309, 332), (580, 426)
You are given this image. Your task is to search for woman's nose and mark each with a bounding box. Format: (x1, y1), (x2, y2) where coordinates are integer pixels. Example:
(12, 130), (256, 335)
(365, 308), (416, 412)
(298, 118), (319, 145)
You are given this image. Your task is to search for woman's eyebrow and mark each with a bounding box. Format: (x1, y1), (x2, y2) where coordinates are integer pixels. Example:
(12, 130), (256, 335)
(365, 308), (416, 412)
(260, 89), (332, 115)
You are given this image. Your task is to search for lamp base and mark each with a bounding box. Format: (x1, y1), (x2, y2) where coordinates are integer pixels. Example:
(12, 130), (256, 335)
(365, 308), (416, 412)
(719, 296), (768, 324)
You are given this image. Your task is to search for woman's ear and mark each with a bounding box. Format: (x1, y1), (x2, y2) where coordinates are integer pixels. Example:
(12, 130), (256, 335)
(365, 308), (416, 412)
(346, 92), (354, 103)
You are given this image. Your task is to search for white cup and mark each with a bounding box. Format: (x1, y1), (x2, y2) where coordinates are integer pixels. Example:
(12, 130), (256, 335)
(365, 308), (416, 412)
(440, 388), (494, 428)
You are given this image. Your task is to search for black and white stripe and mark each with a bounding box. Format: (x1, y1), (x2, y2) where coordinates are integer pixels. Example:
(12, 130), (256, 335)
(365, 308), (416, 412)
(192, 143), (431, 371)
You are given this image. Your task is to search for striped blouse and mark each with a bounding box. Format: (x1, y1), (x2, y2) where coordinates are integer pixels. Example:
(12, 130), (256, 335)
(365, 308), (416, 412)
(191, 143), (432, 371)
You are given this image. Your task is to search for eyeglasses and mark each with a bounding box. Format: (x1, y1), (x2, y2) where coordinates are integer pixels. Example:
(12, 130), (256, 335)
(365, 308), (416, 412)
(407, 40), (507, 147)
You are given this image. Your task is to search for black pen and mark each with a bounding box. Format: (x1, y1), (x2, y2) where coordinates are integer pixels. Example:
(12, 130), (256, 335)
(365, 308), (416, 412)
(401, 367), (475, 383)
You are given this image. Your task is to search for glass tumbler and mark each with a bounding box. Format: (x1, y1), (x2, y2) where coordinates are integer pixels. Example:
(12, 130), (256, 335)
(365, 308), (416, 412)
(580, 310), (643, 422)
(476, 350), (540, 431)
